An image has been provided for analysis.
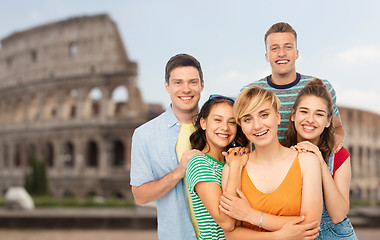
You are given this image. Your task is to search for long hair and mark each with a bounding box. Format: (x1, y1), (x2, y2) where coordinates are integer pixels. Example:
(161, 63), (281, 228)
(190, 99), (248, 151)
(284, 79), (335, 162)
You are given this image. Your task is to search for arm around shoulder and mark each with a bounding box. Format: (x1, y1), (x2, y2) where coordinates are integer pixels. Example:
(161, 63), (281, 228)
(333, 115), (345, 153)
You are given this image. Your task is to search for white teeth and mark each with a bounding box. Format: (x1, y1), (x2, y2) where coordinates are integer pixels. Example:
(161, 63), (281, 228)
(304, 126), (314, 130)
(255, 130), (268, 137)
(181, 97), (191, 100)
(217, 134), (229, 138)
(277, 60), (288, 64)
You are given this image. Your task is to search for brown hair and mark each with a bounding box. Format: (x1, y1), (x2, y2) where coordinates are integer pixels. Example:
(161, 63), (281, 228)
(190, 99), (248, 151)
(284, 79), (335, 162)
(234, 86), (281, 125)
(165, 53), (203, 84)
(264, 22), (297, 47)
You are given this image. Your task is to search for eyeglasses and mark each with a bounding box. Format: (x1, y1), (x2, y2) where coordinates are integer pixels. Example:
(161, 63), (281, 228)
(209, 94), (235, 103)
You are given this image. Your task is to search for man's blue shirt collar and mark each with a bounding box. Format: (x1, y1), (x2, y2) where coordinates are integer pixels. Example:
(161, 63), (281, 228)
(165, 104), (181, 128)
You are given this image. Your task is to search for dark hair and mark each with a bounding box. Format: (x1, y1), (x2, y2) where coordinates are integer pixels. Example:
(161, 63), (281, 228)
(264, 22), (297, 47)
(284, 79), (335, 162)
(165, 53), (203, 84)
(190, 99), (248, 151)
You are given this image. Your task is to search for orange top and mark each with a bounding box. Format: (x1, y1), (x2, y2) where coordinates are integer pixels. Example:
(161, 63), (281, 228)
(241, 154), (302, 231)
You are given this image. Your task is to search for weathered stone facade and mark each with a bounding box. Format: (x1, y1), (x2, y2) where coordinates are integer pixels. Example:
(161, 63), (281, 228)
(0, 14), (161, 200)
(339, 107), (380, 202)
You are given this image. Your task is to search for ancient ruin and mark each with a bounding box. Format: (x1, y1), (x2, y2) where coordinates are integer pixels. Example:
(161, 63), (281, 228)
(0, 14), (161, 199)
(339, 107), (380, 202)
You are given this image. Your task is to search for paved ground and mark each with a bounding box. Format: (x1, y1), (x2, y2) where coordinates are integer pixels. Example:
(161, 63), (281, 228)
(0, 205), (379, 239)
(0, 228), (378, 240)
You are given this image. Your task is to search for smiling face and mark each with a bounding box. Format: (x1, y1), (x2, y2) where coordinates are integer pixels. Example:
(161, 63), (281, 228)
(165, 66), (204, 118)
(265, 32), (299, 79)
(291, 95), (332, 145)
(240, 100), (281, 147)
(200, 102), (237, 152)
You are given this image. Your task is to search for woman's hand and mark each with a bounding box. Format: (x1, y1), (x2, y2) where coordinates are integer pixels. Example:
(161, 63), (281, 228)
(275, 217), (320, 240)
(219, 188), (252, 222)
(291, 141), (324, 163)
(222, 147), (249, 167)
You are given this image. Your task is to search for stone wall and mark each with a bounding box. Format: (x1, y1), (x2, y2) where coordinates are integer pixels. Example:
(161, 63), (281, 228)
(339, 106), (380, 201)
(0, 14), (157, 200)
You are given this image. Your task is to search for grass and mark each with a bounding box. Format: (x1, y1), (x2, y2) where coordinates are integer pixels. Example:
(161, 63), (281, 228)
(350, 199), (380, 207)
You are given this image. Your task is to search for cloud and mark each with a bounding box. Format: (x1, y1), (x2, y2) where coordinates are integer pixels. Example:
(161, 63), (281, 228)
(337, 88), (380, 115)
(335, 45), (380, 65)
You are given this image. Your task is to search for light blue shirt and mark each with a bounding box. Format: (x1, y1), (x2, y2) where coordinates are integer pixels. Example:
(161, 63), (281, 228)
(130, 106), (197, 240)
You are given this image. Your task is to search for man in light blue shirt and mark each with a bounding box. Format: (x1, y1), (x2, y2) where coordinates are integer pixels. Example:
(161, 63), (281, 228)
(130, 54), (204, 240)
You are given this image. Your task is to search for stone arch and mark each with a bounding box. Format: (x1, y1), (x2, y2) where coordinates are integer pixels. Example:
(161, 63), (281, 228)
(86, 140), (98, 167)
(14, 98), (23, 123)
(14, 144), (22, 167)
(3, 144), (9, 167)
(85, 87), (102, 117)
(43, 93), (57, 119)
(69, 42), (78, 56)
(112, 140), (125, 167)
(27, 95), (39, 122)
(43, 142), (54, 168)
(62, 89), (78, 119)
(27, 143), (36, 166)
(5, 101), (12, 124)
(63, 142), (75, 168)
(111, 85), (129, 115)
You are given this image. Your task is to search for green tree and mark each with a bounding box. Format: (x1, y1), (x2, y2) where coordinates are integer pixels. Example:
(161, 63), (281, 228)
(25, 156), (49, 196)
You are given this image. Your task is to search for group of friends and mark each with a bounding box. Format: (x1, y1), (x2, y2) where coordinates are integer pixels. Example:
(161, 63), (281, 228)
(130, 22), (358, 240)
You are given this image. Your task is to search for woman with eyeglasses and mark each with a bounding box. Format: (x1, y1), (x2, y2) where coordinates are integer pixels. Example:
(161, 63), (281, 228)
(185, 94), (249, 240)
(220, 86), (323, 239)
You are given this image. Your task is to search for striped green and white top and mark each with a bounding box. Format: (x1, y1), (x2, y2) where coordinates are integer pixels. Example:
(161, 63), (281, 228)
(241, 73), (339, 142)
(186, 154), (226, 240)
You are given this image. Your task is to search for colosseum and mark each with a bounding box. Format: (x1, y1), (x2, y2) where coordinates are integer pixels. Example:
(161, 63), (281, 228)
(339, 106), (380, 202)
(0, 14), (162, 200)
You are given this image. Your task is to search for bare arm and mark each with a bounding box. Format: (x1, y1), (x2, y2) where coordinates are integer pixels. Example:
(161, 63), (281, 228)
(299, 152), (323, 225)
(220, 188), (299, 231)
(321, 157), (351, 223)
(197, 147), (248, 231)
(132, 149), (201, 205)
(223, 218), (320, 240)
(293, 141), (351, 223)
(333, 114), (345, 153)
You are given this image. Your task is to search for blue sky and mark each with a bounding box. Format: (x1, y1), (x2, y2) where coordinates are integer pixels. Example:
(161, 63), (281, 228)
(1, 0), (380, 114)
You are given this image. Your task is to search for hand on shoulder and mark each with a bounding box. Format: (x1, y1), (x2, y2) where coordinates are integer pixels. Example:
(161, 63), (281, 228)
(291, 141), (324, 163)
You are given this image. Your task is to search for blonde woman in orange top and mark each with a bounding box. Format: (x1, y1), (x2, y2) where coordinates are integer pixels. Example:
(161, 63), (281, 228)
(221, 86), (322, 240)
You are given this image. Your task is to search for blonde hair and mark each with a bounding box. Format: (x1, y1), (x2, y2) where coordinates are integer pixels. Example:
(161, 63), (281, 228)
(234, 86), (281, 125)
